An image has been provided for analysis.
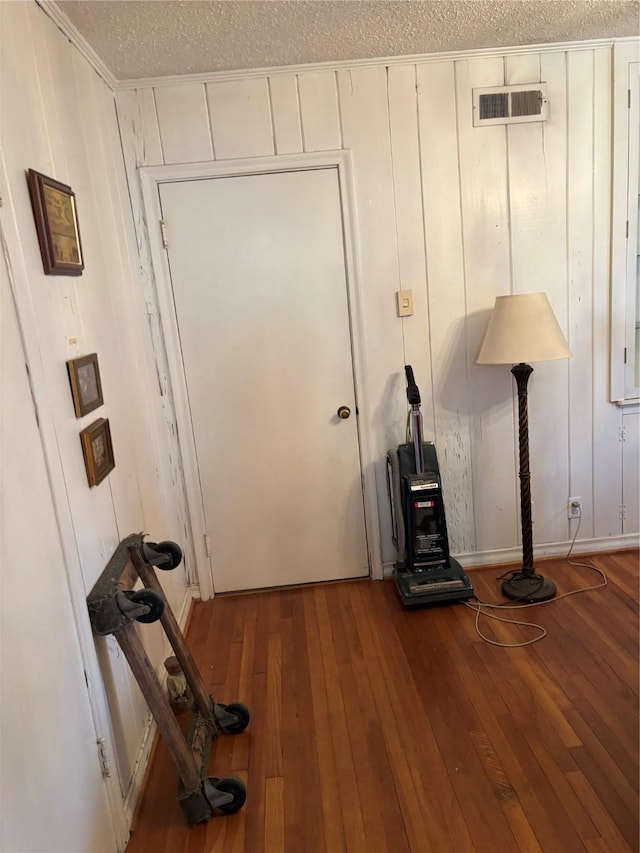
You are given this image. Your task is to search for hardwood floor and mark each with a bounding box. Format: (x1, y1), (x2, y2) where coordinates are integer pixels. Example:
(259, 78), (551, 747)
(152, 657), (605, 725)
(125, 550), (639, 852)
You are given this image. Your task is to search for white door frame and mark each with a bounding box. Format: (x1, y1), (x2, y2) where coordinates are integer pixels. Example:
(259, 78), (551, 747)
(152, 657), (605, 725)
(610, 44), (640, 404)
(0, 152), (129, 851)
(140, 150), (383, 596)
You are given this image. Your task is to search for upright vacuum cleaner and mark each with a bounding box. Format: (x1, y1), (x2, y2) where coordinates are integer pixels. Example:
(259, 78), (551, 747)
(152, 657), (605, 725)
(387, 366), (474, 607)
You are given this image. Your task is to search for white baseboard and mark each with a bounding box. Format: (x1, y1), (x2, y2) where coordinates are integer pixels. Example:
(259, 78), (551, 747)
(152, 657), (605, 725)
(123, 583), (198, 822)
(123, 719), (155, 824)
(177, 583), (200, 629)
(382, 533), (640, 576)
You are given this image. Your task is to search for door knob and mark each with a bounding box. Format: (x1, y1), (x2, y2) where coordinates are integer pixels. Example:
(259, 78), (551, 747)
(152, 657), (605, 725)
(337, 406), (351, 419)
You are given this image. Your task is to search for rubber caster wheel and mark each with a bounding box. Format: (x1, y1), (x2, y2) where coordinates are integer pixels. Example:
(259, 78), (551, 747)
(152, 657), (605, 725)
(220, 702), (251, 735)
(131, 589), (165, 623)
(144, 540), (183, 570)
(214, 776), (247, 814)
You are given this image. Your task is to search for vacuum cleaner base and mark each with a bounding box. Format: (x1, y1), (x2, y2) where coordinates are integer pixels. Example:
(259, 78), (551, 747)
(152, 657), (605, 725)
(393, 557), (474, 607)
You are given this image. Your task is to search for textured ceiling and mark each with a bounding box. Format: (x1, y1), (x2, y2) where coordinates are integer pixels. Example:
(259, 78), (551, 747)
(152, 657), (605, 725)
(56, 0), (639, 81)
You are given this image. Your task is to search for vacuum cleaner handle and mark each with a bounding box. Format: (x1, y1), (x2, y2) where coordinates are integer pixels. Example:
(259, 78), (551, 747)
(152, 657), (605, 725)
(404, 365), (421, 406)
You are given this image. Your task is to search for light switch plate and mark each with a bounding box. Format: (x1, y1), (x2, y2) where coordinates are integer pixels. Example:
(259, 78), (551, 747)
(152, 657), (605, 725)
(396, 289), (414, 317)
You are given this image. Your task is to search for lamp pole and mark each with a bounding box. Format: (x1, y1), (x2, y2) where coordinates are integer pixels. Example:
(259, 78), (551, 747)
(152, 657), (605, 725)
(501, 362), (557, 602)
(512, 363), (534, 573)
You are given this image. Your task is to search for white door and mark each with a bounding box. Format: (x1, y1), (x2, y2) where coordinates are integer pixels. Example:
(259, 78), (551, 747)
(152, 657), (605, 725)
(158, 167), (369, 592)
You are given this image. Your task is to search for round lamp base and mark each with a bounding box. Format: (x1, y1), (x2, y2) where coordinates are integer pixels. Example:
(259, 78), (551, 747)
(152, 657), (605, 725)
(501, 573), (557, 603)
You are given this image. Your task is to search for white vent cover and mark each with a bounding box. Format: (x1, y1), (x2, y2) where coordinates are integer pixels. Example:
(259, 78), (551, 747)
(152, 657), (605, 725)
(473, 83), (548, 127)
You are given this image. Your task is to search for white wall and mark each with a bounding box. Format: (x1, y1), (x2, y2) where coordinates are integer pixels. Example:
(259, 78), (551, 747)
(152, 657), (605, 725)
(0, 2), (195, 848)
(1, 236), (117, 853)
(116, 43), (639, 567)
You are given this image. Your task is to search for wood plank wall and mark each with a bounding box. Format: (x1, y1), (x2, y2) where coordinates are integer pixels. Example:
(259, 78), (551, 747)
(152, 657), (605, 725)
(116, 46), (640, 566)
(1, 1), (193, 809)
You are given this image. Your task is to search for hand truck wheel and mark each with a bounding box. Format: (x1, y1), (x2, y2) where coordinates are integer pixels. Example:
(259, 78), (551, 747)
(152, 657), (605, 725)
(116, 588), (165, 623)
(218, 702), (250, 734)
(130, 589), (165, 623)
(210, 776), (247, 814)
(143, 540), (183, 570)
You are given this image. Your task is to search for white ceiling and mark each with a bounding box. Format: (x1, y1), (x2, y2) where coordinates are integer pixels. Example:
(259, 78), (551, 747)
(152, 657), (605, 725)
(56, 0), (639, 81)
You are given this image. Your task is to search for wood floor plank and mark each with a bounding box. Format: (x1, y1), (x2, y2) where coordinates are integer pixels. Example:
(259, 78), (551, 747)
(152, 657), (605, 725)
(264, 631), (283, 779)
(418, 675), (520, 851)
(349, 584), (442, 853)
(558, 575), (637, 669)
(567, 712), (639, 849)
(313, 586), (367, 853)
(206, 598), (237, 688)
(125, 550), (639, 853)
(242, 671), (268, 853)
(535, 609), (638, 734)
(187, 600), (212, 672)
(573, 690), (638, 789)
(264, 776), (284, 853)
(140, 723), (184, 852)
(201, 808), (227, 853)
(325, 591), (393, 852)
(331, 585), (412, 852)
(301, 591), (347, 853)
(383, 598), (519, 850)
(460, 627), (617, 849)
(375, 581), (513, 851)
(567, 770), (634, 853)
(183, 824), (206, 853)
(366, 587), (478, 852)
(252, 590), (271, 675)
(282, 596), (328, 852)
(231, 615), (256, 772)
(521, 726), (600, 843)
(600, 554), (638, 600)
(437, 616), (567, 851)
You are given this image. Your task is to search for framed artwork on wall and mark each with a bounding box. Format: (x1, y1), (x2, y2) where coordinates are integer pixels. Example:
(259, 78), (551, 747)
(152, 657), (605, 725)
(67, 353), (103, 418)
(26, 168), (84, 275)
(80, 418), (115, 487)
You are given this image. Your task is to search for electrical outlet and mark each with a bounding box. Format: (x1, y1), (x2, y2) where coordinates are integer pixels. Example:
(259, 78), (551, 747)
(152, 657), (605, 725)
(568, 496), (582, 519)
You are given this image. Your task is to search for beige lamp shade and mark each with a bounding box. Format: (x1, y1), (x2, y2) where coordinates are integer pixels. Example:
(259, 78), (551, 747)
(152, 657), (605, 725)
(477, 292), (571, 365)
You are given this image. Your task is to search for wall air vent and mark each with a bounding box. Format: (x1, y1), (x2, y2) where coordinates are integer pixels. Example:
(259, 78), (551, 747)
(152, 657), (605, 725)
(473, 83), (548, 127)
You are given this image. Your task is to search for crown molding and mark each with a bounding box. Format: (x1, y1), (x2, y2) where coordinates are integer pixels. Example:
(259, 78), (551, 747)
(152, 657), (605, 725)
(36, 0), (118, 90)
(104, 36), (640, 92)
(116, 36), (640, 89)
(35, 1), (639, 94)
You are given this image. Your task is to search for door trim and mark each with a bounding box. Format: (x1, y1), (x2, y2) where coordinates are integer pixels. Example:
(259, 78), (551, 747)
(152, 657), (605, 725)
(140, 150), (383, 595)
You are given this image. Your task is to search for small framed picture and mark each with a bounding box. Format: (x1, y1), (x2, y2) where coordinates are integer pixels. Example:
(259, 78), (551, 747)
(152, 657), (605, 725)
(67, 353), (103, 418)
(26, 169), (84, 276)
(80, 418), (115, 487)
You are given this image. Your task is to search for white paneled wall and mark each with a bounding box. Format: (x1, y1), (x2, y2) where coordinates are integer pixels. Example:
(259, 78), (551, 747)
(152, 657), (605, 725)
(117, 44), (639, 565)
(1, 1), (193, 837)
(1, 219), (117, 853)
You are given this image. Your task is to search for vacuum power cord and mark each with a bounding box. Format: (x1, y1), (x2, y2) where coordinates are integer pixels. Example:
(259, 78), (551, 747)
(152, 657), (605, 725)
(462, 515), (607, 648)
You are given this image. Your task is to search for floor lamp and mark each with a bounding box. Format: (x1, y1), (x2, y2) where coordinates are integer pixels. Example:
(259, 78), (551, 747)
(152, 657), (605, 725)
(477, 293), (571, 602)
